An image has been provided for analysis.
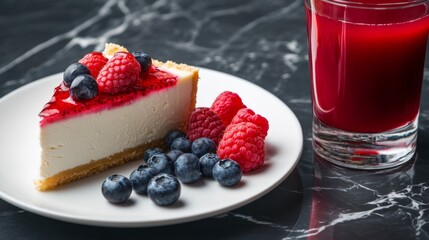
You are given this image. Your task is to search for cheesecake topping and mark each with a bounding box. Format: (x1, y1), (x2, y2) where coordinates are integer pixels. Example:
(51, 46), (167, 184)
(39, 67), (178, 127)
(78, 52), (108, 79)
(39, 43), (179, 127)
(96, 52), (141, 94)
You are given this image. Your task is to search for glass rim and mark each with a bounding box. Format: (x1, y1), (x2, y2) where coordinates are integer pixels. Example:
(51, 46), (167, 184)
(308, 0), (429, 9)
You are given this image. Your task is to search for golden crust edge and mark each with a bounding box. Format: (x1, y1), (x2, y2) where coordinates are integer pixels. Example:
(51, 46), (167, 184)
(35, 139), (165, 191)
(152, 59), (199, 74)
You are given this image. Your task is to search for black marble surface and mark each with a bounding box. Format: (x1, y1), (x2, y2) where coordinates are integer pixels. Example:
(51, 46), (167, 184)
(1, 0), (429, 239)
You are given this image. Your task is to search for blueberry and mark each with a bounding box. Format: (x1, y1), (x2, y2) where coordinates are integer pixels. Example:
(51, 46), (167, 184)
(199, 153), (220, 177)
(70, 74), (98, 100)
(147, 173), (181, 206)
(166, 149), (183, 164)
(191, 137), (217, 158)
(101, 174), (132, 204)
(164, 129), (187, 148)
(174, 153), (201, 183)
(212, 159), (242, 187)
(147, 153), (174, 175)
(143, 147), (164, 163)
(129, 165), (158, 194)
(63, 62), (90, 87)
(132, 51), (152, 72)
(170, 137), (192, 152)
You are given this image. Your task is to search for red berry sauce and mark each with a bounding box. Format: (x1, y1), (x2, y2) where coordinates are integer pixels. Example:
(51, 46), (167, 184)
(39, 67), (178, 127)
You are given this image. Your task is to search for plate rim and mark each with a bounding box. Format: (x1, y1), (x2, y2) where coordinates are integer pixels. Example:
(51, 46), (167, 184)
(0, 67), (303, 227)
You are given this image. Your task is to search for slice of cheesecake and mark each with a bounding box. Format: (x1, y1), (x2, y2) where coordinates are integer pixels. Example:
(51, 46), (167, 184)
(36, 44), (198, 191)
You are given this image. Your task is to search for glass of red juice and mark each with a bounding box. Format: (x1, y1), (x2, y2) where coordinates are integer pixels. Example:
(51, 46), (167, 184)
(305, 0), (429, 169)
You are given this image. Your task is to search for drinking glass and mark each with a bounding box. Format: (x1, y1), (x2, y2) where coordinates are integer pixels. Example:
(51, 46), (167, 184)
(305, 0), (429, 169)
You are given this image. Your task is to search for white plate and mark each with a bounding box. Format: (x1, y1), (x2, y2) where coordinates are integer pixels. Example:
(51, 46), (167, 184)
(0, 68), (303, 227)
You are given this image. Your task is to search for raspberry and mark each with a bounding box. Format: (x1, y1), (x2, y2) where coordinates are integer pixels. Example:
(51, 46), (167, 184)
(187, 107), (225, 145)
(78, 52), (108, 79)
(217, 122), (265, 173)
(96, 52), (141, 94)
(229, 108), (269, 139)
(211, 91), (246, 126)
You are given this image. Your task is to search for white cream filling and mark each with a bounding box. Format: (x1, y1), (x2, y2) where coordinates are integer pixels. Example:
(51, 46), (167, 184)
(39, 67), (194, 178)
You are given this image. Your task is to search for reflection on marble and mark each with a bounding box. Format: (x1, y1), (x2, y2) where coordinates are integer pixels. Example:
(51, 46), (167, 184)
(286, 156), (429, 240)
(1, 0), (429, 239)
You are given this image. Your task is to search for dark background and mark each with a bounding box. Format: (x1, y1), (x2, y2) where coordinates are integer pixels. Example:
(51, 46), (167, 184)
(1, 0), (429, 239)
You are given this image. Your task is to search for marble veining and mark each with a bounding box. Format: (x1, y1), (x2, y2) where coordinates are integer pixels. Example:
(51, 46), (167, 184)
(288, 181), (429, 239)
(0, 210), (25, 217)
(1, 0), (429, 239)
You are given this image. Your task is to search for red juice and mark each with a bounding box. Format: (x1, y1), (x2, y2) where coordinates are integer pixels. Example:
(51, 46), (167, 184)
(306, 0), (429, 133)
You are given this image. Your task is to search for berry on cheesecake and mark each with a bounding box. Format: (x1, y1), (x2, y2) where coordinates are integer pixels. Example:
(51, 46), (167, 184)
(132, 51), (152, 72)
(79, 52), (108, 78)
(63, 63), (90, 87)
(69, 74), (98, 100)
(96, 52), (141, 94)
